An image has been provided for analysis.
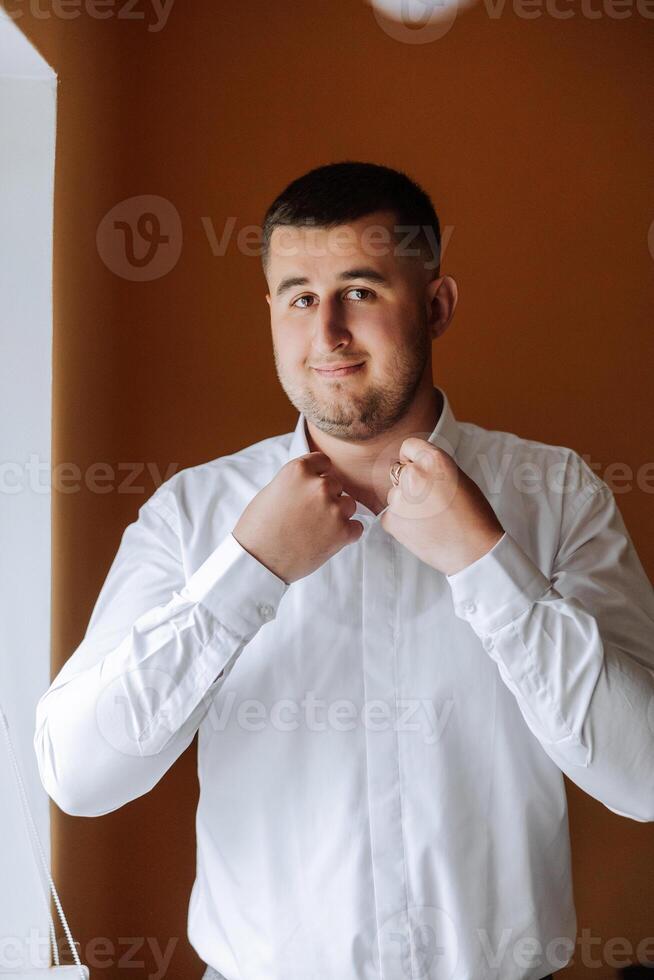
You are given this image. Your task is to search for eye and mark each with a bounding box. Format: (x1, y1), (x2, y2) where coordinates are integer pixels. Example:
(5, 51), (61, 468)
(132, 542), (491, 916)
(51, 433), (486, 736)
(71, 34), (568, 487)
(345, 287), (374, 302)
(290, 287), (374, 309)
(291, 295), (316, 309)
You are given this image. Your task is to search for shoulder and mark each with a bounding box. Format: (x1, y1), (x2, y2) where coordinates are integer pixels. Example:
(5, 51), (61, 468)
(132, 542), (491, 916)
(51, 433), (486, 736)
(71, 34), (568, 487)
(455, 418), (611, 517)
(141, 428), (294, 530)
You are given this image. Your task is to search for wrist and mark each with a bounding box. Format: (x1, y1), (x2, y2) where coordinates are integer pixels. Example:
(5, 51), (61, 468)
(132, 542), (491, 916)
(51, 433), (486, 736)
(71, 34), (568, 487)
(441, 528), (505, 577)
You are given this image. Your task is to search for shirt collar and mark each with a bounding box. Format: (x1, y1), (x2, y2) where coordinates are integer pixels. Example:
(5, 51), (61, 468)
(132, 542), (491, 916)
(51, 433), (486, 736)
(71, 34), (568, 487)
(286, 383), (461, 465)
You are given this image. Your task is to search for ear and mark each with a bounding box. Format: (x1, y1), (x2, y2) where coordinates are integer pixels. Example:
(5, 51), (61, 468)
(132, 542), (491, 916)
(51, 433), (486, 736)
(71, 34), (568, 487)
(425, 274), (458, 340)
(266, 294), (271, 307)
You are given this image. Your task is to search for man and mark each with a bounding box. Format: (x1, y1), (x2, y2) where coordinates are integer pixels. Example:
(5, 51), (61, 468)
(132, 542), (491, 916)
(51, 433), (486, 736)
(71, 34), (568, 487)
(35, 161), (654, 980)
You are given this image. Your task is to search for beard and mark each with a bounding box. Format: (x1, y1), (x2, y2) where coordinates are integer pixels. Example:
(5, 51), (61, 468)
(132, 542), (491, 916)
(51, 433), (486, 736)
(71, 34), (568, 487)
(273, 317), (432, 441)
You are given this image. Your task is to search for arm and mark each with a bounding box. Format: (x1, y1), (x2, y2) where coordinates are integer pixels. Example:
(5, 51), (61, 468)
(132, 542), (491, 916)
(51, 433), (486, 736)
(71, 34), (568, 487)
(446, 472), (654, 822)
(34, 493), (288, 817)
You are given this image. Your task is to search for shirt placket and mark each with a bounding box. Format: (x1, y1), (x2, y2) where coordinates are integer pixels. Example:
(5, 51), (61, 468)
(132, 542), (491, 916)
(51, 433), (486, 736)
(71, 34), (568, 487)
(360, 515), (414, 980)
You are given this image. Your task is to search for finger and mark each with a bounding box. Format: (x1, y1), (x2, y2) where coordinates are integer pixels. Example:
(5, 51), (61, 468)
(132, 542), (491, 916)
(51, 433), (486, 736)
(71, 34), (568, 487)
(398, 437), (435, 466)
(386, 484), (400, 507)
(347, 518), (364, 540)
(322, 474), (343, 497)
(398, 437), (429, 463)
(302, 451), (332, 476)
(338, 493), (357, 518)
(400, 441), (450, 478)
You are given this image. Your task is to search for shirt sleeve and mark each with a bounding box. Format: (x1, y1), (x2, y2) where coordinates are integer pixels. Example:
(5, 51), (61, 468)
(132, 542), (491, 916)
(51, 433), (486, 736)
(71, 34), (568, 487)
(445, 475), (654, 823)
(33, 493), (289, 818)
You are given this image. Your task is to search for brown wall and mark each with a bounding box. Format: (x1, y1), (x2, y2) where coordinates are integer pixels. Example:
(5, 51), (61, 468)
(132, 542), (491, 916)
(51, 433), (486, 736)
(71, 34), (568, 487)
(9, 0), (653, 976)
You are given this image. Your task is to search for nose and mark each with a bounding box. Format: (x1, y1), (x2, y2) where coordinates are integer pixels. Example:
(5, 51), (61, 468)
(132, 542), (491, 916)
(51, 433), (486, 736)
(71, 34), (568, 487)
(311, 295), (352, 356)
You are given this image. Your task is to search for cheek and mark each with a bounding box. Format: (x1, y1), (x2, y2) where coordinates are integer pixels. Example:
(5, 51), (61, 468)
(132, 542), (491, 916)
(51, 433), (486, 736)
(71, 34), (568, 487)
(365, 333), (402, 374)
(359, 307), (406, 349)
(276, 345), (314, 385)
(272, 326), (304, 365)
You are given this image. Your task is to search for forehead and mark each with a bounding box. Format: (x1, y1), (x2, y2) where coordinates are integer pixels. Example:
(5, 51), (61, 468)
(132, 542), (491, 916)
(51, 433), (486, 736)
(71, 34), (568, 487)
(267, 210), (409, 280)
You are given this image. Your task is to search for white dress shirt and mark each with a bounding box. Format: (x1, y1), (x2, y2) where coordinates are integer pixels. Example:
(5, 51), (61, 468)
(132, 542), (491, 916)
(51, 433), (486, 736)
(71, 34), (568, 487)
(34, 384), (654, 980)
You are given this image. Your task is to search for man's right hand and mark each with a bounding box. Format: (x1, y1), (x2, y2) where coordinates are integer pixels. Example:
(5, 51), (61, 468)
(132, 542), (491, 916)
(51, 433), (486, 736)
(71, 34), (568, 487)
(231, 452), (364, 584)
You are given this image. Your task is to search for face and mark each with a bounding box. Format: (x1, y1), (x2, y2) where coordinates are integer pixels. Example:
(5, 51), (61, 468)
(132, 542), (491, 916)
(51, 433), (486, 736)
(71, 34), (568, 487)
(265, 210), (452, 441)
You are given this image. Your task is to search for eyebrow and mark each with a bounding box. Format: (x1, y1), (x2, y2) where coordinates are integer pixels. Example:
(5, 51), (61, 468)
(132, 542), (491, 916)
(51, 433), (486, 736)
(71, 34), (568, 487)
(274, 267), (390, 298)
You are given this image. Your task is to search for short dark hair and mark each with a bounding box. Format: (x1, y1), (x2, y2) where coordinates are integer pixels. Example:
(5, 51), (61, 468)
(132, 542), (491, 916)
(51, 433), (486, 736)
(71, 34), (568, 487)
(261, 160), (441, 279)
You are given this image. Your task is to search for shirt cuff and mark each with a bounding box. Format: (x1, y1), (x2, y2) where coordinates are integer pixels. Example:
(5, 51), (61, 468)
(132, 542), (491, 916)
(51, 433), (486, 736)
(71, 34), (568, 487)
(446, 531), (551, 634)
(179, 532), (289, 640)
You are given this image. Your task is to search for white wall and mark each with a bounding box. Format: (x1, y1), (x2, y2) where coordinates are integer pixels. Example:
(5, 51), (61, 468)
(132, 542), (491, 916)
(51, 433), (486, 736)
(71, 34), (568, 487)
(0, 9), (58, 971)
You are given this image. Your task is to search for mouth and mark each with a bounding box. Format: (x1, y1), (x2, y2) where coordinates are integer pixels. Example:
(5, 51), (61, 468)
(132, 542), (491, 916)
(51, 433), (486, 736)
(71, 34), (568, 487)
(312, 361), (365, 379)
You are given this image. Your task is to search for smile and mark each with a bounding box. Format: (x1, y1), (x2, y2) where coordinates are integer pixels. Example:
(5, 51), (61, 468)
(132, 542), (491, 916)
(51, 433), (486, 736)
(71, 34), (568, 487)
(313, 362), (365, 378)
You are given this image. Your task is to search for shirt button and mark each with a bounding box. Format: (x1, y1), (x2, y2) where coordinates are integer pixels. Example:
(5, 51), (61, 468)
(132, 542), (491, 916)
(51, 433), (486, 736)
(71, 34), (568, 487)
(462, 600), (476, 615)
(257, 602), (275, 621)
(483, 636), (494, 651)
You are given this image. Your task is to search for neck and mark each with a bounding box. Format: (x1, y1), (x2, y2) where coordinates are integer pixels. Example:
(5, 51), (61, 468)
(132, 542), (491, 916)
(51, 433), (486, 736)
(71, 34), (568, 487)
(305, 380), (443, 516)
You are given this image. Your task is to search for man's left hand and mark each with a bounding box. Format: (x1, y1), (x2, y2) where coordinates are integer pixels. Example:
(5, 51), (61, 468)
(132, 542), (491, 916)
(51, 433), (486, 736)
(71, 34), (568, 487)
(379, 437), (505, 576)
